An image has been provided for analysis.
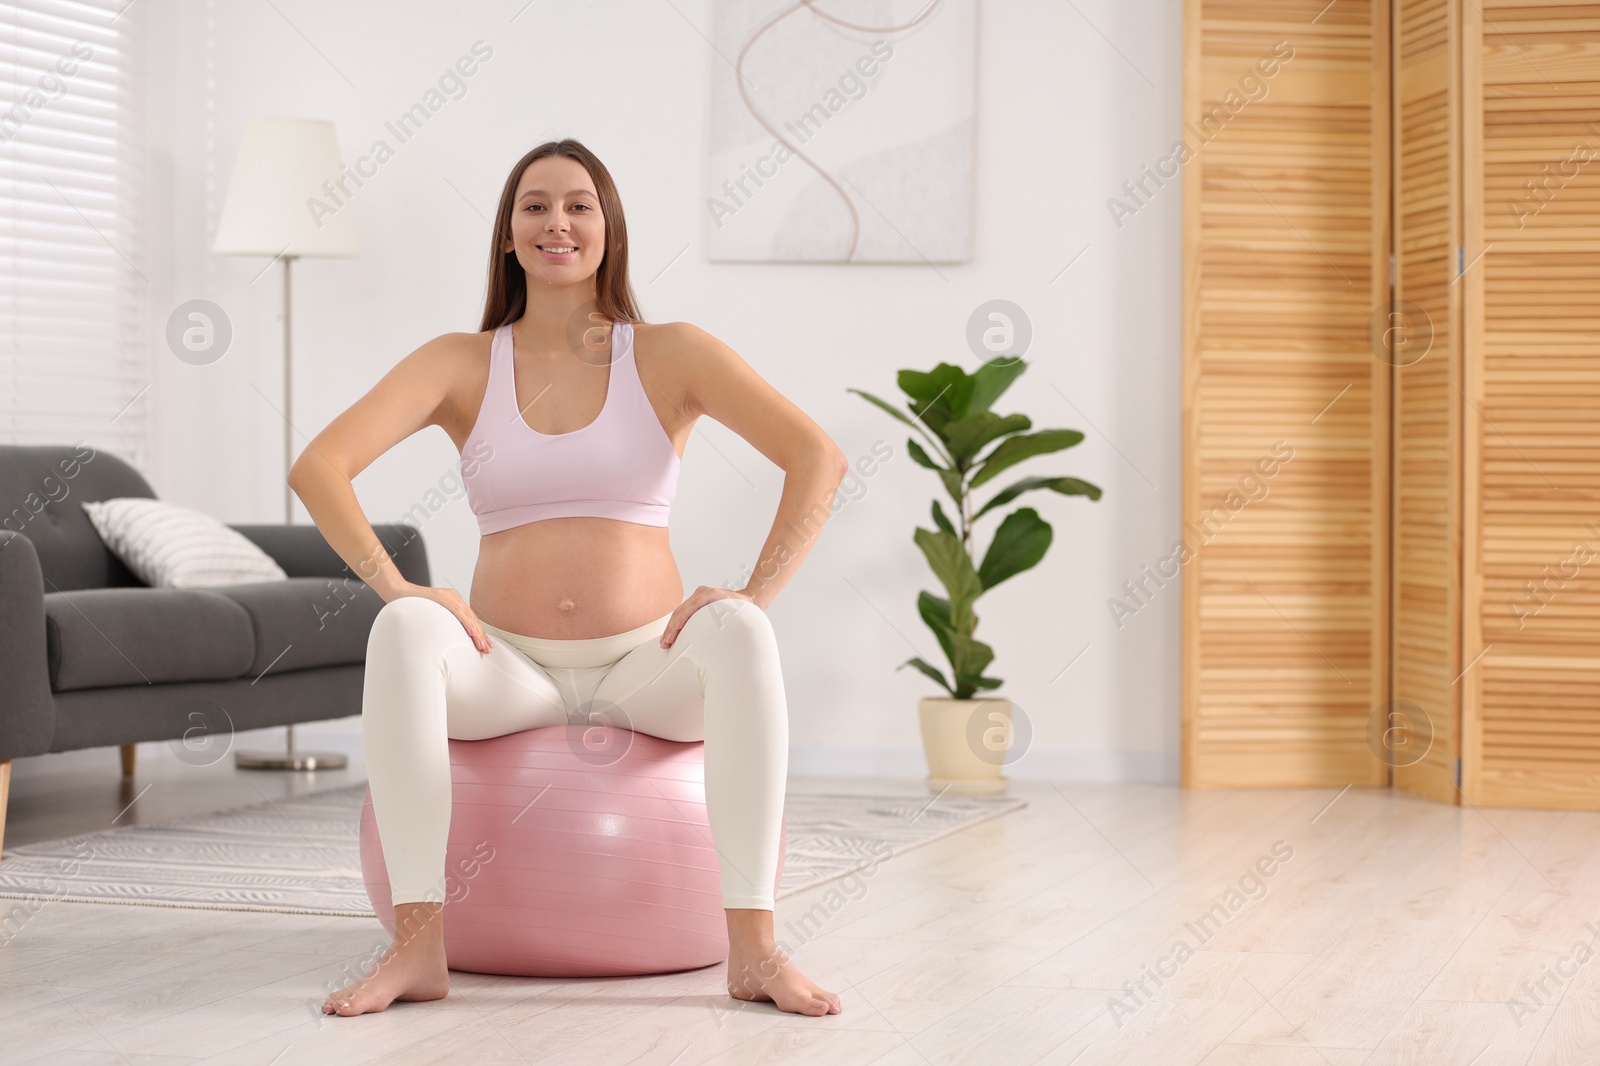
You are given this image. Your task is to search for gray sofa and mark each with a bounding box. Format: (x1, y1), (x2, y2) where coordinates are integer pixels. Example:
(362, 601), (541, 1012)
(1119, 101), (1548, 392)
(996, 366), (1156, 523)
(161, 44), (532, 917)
(0, 444), (430, 853)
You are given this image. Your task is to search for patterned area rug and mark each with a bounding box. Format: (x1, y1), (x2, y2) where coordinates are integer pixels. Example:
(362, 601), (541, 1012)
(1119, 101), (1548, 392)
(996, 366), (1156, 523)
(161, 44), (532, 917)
(0, 784), (1027, 917)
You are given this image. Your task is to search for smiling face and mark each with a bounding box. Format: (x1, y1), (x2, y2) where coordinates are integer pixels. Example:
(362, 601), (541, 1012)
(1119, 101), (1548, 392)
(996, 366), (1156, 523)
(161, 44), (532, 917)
(503, 154), (606, 285)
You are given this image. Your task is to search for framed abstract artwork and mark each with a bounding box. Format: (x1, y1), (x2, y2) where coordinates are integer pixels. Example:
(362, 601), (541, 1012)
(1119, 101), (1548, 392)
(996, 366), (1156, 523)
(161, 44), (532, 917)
(706, 0), (977, 263)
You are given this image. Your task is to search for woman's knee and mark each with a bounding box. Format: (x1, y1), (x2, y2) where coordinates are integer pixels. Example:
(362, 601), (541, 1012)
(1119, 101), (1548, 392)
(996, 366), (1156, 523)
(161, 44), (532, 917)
(682, 596), (777, 653)
(366, 595), (466, 659)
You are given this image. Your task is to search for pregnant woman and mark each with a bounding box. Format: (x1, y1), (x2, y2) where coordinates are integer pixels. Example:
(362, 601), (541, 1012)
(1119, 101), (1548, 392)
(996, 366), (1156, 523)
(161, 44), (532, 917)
(287, 139), (847, 1018)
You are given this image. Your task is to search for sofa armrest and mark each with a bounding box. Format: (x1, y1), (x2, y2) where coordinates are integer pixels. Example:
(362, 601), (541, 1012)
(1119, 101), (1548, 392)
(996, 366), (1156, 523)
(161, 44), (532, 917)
(0, 530), (57, 761)
(228, 522), (431, 588)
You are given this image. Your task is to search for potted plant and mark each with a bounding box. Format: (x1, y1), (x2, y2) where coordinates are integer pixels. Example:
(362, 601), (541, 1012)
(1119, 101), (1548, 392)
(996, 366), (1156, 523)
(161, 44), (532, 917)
(849, 359), (1102, 795)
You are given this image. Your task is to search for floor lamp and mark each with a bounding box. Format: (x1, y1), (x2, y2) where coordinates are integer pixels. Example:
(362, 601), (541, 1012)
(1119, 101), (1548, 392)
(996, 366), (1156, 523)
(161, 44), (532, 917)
(213, 117), (360, 771)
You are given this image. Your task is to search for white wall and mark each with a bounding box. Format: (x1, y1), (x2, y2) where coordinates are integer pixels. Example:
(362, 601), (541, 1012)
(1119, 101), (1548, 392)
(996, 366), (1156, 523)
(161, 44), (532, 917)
(139, 0), (1184, 783)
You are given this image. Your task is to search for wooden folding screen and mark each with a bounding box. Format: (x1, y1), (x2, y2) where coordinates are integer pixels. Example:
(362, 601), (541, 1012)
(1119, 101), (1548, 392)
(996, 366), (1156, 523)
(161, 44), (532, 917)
(1460, 2), (1600, 808)
(1390, 0), (1461, 803)
(1181, 1), (1393, 787)
(1186, 0), (1600, 807)
(1390, 0), (1600, 808)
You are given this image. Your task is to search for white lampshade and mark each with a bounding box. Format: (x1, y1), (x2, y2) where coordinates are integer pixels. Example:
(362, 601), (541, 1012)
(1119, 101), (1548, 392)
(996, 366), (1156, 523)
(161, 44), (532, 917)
(213, 117), (360, 258)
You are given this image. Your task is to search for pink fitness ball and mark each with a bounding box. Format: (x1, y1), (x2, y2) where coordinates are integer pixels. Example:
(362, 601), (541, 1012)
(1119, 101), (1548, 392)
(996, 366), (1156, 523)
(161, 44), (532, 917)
(359, 723), (787, 977)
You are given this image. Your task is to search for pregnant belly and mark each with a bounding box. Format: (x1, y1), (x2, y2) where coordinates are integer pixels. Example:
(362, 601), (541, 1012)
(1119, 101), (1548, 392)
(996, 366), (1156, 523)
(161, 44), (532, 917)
(468, 518), (684, 640)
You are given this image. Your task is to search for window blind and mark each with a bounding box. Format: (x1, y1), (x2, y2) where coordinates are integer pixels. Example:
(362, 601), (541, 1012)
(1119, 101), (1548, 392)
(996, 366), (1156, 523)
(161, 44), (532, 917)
(0, 0), (145, 468)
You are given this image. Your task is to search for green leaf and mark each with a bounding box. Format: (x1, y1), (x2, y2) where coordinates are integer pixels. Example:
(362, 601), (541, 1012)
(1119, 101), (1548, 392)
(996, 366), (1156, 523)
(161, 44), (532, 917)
(917, 589), (957, 668)
(944, 631), (998, 699)
(906, 438), (944, 472)
(953, 671), (1004, 700)
(908, 438), (965, 508)
(937, 468), (965, 506)
(947, 630), (995, 678)
(898, 363), (969, 412)
(967, 358), (1028, 415)
(915, 591), (999, 697)
(973, 475), (1104, 520)
(847, 387), (920, 432)
(918, 591), (998, 698)
(851, 388), (950, 464)
(913, 527), (983, 631)
(930, 500), (955, 535)
(977, 507), (1052, 590)
(897, 364), (969, 435)
(942, 412), (1033, 469)
(969, 429), (1086, 489)
(897, 655), (955, 697)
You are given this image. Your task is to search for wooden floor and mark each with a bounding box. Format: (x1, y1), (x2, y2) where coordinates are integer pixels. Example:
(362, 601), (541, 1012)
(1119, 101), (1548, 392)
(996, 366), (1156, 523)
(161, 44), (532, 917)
(4, 752), (1599, 1064)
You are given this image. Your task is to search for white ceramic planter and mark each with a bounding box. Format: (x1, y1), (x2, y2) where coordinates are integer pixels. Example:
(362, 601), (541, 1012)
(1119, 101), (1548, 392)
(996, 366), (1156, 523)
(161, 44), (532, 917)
(917, 696), (1012, 796)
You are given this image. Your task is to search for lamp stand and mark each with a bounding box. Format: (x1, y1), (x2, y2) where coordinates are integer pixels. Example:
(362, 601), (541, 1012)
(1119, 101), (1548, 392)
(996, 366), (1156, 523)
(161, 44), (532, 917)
(237, 254), (349, 772)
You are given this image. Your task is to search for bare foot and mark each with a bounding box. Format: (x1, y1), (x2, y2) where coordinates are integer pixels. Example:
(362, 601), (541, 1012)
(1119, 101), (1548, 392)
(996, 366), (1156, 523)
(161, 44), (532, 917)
(725, 912), (841, 1017)
(322, 902), (451, 1017)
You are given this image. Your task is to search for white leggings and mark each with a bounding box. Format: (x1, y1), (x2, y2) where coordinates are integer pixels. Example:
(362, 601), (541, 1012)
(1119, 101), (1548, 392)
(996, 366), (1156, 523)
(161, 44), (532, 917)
(360, 595), (789, 911)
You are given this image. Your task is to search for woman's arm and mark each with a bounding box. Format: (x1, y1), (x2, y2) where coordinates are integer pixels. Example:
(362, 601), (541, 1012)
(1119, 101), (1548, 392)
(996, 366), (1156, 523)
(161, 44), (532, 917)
(665, 323), (849, 609)
(289, 331), (498, 652)
(286, 333), (460, 603)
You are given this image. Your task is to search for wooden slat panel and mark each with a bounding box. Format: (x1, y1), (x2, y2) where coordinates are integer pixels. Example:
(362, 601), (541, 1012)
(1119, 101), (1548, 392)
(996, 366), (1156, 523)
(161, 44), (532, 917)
(1463, 1), (1600, 808)
(1183, 0), (1392, 787)
(1391, 0), (1462, 804)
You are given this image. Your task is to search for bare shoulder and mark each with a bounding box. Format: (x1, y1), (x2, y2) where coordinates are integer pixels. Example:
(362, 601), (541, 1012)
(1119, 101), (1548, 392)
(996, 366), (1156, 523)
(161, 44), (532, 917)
(635, 320), (725, 356)
(633, 320), (701, 413)
(632, 319), (698, 363)
(632, 320), (843, 469)
(410, 327), (488, 397)
(291, 328), (495, 481)
(633, 320), (744, 419)
(408, 329), (494, 443)
(412, 329), (490, 369)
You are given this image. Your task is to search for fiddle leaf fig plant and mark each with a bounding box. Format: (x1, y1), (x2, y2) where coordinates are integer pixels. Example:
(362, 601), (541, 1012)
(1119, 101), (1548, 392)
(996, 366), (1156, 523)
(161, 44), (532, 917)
(849, 359), (1102, 699)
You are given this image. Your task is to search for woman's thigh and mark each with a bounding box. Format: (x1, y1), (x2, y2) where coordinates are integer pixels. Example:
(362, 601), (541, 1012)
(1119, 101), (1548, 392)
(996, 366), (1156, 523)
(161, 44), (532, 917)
(588, 599), (775, 742)
(588, 626), (707, 743)
(441, 640), (572, 741)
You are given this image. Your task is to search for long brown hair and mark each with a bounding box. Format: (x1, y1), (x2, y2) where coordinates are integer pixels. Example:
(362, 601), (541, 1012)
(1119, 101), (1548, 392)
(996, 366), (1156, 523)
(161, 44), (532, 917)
(478, 139), (643, 332)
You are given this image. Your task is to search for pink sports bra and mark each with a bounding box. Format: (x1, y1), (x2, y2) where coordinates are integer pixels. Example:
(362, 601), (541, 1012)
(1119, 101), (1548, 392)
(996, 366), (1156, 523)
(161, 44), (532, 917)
(461, 319), (681, 535)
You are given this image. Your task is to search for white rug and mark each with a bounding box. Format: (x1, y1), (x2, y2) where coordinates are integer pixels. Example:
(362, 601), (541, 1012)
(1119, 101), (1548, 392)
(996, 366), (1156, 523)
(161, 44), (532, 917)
(0, 784), (1027, 917)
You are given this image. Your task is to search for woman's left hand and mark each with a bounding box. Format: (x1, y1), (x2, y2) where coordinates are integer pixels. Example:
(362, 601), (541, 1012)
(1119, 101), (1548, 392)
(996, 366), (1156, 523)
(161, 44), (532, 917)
(660, 586), (757, 648)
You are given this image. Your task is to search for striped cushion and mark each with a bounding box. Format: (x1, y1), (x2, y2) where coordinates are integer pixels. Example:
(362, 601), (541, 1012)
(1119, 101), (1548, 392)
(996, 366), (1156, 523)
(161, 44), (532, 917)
(80, 497), (288, 589)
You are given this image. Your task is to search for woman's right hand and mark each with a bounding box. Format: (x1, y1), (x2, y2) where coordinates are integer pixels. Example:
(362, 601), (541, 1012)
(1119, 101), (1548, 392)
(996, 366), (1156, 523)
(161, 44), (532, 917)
(387, 581), (495, 653)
